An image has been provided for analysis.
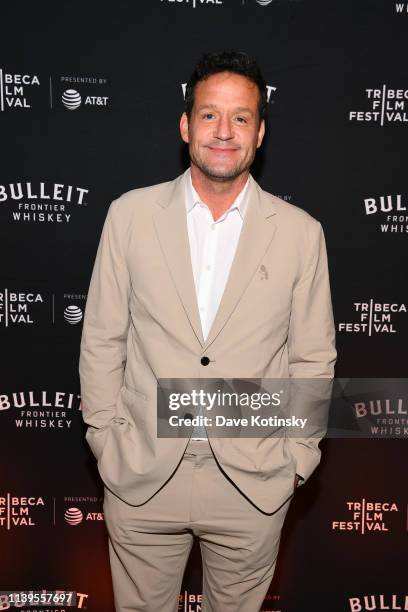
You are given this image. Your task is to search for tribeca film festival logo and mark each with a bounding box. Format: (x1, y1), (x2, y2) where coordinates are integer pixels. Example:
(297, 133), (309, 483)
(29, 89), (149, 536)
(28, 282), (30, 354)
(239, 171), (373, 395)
(0, 289), (86, 327)
(349, 86), (408, 125)
(364, 194), (408, 234)
(332, 499), (399, 534)
(63, 496), (104, 526)
(0, 182), (89, 223)
(178, 592), (203, 612)
(181, 82), (277, 103)
(0, 289), (46, 326)
(0, 389), (81, 430)
(0, 494), (47, 530)
(338, 300), (407, 335)
(0, 69), (41, 110)
(178, 591), (282, 612)
(0, 68), (109, 111)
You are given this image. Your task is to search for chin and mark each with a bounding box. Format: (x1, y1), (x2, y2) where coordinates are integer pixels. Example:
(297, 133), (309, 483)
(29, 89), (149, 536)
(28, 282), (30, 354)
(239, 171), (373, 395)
(205, 168), (241, 181)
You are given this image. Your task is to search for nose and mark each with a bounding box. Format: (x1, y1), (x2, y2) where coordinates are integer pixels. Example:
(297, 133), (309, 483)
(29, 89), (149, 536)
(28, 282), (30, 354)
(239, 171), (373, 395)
(214, 115), (233, 141)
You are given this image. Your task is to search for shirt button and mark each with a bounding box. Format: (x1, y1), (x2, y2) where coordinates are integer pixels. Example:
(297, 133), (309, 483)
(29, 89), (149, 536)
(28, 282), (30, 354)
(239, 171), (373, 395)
(200, 356), (210, 366)
(205, 265), (211, 271)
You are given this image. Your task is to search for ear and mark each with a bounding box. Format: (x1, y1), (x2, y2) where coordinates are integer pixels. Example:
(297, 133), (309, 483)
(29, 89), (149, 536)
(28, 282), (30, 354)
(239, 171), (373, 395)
(256, 118), (265, 149)
(180, 112), (190, 144)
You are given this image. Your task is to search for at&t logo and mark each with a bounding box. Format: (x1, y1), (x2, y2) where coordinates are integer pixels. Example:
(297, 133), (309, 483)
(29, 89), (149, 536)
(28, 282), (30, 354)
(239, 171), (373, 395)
(64, 305), (83, 324)
(64, 507), (104, 525)
(61, 88), (108, 109)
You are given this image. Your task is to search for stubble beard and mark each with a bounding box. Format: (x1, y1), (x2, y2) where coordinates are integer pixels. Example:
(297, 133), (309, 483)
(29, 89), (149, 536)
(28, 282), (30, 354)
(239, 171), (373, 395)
(189, 146), (253, 183)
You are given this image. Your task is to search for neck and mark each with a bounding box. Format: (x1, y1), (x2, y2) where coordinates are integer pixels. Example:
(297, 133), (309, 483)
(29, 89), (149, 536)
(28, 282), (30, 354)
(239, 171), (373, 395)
(190, 164), (249, 220)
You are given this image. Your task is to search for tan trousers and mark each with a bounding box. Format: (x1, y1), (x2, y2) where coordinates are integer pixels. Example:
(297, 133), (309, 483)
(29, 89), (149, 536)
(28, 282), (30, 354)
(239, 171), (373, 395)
(103, 438), (293, 612)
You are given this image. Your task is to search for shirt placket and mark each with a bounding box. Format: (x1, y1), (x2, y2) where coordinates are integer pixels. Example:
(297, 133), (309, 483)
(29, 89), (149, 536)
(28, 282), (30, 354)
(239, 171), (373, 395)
(197, 207), (219, 341)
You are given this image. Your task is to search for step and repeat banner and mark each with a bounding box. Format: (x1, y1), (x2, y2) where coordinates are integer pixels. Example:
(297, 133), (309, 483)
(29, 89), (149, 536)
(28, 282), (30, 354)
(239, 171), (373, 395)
(0, 1), (407, 610)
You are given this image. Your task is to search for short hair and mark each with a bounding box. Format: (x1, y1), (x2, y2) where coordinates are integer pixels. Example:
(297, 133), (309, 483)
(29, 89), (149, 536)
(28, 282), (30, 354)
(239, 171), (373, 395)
(184, 50), (267, 125)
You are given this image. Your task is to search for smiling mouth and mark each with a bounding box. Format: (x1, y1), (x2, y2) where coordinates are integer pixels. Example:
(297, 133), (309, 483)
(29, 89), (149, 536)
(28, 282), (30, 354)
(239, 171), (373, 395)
(208, 146), (238, 154)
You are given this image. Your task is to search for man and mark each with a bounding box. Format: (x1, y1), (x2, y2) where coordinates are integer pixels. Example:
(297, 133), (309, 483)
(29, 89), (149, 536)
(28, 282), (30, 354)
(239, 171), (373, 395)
(79, 50), (336, 612)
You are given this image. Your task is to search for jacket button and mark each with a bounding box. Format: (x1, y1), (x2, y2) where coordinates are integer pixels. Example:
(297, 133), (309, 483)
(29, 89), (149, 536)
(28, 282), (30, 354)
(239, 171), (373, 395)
(200, 356), (210, 366)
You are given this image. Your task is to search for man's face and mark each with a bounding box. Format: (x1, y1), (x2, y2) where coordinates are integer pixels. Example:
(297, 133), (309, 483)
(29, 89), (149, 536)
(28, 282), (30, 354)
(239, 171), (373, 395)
(180, 71), (265, 182)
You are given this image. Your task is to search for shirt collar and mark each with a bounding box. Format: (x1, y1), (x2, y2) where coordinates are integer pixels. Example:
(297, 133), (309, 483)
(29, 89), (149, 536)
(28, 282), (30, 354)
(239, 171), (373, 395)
(185, 167), (250, 220)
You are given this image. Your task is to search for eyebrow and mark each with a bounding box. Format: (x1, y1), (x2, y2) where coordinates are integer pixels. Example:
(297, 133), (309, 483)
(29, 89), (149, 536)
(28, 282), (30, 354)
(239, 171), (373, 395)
(196, 104), (254, 116)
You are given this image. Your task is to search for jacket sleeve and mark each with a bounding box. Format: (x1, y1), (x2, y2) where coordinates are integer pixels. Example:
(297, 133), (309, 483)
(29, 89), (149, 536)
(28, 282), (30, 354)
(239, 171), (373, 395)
(286, 221), (337, 486)
(79, 198), (131, 432)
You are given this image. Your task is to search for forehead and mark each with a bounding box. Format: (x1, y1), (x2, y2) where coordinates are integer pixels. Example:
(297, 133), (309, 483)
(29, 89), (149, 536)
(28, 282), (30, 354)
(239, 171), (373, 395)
(194, 71), (259, 109)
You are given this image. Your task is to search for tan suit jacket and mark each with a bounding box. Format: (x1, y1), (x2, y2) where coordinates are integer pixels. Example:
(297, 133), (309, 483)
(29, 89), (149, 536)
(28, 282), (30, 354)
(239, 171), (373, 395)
(79, 168), (337, 513)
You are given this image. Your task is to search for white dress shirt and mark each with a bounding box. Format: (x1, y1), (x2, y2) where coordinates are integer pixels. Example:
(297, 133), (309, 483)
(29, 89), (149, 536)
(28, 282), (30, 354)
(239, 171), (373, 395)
(185, 167), (250, 439)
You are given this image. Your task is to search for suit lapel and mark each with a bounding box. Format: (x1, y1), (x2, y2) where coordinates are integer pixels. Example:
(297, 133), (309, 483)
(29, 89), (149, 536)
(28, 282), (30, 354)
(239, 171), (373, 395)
(153, 171), (205, 346)
(152, 169), (277, 351)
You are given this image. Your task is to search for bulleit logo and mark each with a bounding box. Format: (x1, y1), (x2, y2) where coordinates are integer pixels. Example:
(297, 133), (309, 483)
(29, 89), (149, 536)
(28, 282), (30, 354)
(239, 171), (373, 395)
(0, 389), (81, 430)
(353, 396), (408, 437)
(332, 499), (399, 534)
(338, 300), (407, 335)
(0, 494), (47, 530)
(0, 181), (89, 223)
(349, 86), (408, 125)
(364, 194), (408, 234)
(348, 594), (408, 611)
